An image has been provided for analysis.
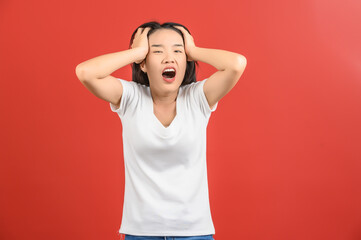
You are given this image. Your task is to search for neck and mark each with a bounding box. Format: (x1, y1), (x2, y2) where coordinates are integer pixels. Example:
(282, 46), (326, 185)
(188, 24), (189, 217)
(150, 87), (179, 106)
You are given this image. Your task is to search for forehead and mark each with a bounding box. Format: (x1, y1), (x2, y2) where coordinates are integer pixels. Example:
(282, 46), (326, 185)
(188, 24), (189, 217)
(148, 29), (183, 45)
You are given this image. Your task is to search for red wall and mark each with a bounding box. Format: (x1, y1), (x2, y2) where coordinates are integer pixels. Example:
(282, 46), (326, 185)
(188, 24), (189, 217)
(1, 0), (360, 240)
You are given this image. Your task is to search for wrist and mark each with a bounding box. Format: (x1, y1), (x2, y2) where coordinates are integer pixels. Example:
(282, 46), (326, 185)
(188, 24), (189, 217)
(187, 46), (198, 61)
(131, 47), (148, 63)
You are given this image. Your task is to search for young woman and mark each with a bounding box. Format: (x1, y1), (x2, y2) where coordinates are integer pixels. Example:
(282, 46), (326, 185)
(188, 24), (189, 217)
(75, 21), (247, 240)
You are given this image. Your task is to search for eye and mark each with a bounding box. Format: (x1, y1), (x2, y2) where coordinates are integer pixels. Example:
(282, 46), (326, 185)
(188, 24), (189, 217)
(153, 51), (162, 53)
(175, 50), (182, 53)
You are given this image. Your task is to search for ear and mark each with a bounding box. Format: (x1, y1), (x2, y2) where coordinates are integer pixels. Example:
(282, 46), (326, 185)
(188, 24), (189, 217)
(140, 60), (147, 73)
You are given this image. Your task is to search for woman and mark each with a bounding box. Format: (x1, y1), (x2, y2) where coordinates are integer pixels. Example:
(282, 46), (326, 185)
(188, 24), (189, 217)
(75, 21), (247, 240)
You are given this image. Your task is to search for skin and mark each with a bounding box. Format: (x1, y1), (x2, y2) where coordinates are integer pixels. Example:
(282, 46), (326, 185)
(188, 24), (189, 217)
(134, 26), (246, 127)
(76, 25), (246, 122)
(140, 29), (187, 109)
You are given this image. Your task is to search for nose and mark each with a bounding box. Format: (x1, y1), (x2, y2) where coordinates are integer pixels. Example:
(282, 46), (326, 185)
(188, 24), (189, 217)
(162, 51), (175, 63)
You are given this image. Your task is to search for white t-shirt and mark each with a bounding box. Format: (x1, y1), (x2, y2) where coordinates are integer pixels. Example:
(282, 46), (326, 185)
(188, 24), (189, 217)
(110, 78), (218, 236)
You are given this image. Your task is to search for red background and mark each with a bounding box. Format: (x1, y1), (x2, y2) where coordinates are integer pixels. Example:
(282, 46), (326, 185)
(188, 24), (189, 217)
(1, 0), (361, 240)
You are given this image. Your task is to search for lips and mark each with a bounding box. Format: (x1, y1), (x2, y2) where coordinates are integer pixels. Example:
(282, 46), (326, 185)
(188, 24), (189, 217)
(162, 75), (175, 83)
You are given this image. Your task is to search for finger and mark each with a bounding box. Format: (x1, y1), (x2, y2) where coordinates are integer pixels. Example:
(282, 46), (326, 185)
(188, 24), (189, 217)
(135, 27), (143, 35)
(143, 27), (151, 33)
(175, 26), (184, 31)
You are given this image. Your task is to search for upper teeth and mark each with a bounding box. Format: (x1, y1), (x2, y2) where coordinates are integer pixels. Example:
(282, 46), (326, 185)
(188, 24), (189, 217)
(163, 68), (175, 73)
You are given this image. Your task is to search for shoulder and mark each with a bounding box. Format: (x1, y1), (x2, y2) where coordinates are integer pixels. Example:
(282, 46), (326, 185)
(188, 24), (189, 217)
(182, 79), (218, 113)
(120, 79), (149, 93)
(180, 80), (201, 92)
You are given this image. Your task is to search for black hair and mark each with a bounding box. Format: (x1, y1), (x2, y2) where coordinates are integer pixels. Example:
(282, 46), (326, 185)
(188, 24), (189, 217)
(129, 21), (198, 86)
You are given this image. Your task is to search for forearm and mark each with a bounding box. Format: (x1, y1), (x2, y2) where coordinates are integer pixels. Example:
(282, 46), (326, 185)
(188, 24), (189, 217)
(190, 47), (246, 71)
(76, 47), (146, 80)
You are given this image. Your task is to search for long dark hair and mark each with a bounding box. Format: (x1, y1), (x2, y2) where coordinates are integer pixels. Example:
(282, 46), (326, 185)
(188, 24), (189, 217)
(129, 21), (198, 86)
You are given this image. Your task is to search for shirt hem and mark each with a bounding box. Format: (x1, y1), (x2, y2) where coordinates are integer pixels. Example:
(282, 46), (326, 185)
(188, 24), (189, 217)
(119, 229), (215, 236)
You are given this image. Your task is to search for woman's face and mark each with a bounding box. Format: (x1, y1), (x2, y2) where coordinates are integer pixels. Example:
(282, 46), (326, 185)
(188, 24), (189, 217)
(140, 28), (187, 92)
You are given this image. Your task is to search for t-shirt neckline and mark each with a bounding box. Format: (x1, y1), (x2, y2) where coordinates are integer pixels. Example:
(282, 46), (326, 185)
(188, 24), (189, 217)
(147, 87), (181, 132)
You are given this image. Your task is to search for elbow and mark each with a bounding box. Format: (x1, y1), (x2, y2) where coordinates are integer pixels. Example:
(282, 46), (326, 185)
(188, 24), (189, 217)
(233, 55), (247, 72)
(75, 64), (88, 81)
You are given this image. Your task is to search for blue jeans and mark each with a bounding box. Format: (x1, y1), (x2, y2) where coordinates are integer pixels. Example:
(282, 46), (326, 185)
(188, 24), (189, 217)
(124, 234), (214, 240)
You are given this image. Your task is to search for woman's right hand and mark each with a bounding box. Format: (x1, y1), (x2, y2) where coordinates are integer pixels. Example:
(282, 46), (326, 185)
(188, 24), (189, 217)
(131, 27), (152, 64)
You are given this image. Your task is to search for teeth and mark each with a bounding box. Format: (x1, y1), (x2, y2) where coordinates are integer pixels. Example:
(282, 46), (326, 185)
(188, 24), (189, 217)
(163, 68), (175, 73)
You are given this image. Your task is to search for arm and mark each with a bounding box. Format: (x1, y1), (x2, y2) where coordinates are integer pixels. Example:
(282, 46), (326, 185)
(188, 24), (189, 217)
(75, 47), (147, 80)
(75, 47), (147, 107)
(174, 26), (247, 109)
(190, 47), (246, 72)
(75, 27), (151, 107)
(191, 47), (247, 109)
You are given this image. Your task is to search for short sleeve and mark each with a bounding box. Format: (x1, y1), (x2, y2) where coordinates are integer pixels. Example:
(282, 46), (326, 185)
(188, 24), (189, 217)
(109, 79), (137, 117)
(193, 78), (218, 116)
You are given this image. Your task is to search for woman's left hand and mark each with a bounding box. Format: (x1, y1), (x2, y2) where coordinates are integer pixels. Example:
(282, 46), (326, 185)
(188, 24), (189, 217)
(174, 26), (197, 61)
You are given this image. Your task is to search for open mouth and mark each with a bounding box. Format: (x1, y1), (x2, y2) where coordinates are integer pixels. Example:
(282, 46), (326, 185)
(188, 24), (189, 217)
(162, 68), (176, 79)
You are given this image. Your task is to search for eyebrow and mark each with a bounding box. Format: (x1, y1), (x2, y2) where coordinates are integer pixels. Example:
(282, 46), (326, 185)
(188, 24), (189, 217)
(151, 44), (184, 48)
